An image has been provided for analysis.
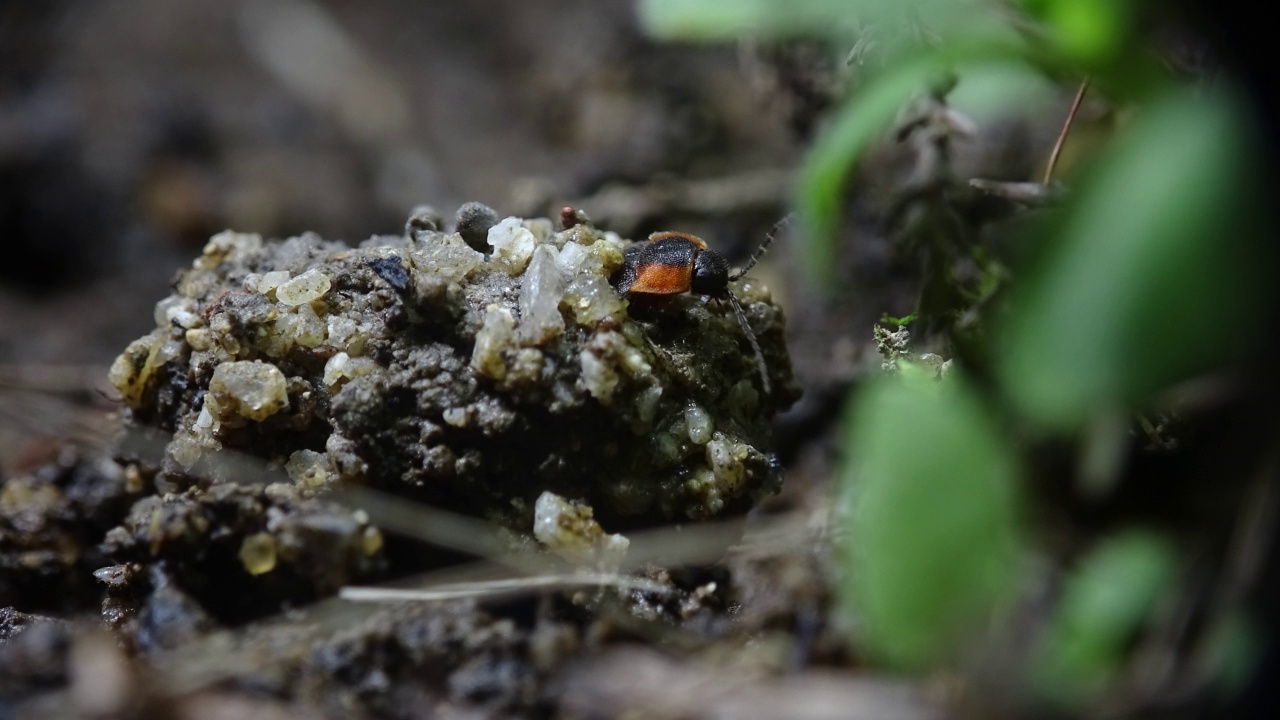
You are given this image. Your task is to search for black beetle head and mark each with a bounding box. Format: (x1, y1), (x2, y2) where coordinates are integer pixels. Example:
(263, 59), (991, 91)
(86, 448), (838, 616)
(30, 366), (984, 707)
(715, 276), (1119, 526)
(690, 250), (730, 296)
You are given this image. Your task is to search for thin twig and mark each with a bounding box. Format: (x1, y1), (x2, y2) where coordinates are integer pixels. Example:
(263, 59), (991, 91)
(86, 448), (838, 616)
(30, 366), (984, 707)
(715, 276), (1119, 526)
(1043, 77), (1090, 186)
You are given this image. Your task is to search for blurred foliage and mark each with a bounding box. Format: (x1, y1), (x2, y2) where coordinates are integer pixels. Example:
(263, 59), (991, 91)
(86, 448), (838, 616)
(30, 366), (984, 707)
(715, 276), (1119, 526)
(1019, 0), (1138, 68)
(840, 366), (1021, 669)
(1033, 530), (1178, 704)
(642, 0), (1272, 712)
(999, 87), (1266, 429)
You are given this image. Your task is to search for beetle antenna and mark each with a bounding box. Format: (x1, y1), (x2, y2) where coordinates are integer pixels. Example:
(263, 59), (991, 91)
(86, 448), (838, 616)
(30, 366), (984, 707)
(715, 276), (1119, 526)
(726, 290), (771, 397)
(729, 213), (791, 281)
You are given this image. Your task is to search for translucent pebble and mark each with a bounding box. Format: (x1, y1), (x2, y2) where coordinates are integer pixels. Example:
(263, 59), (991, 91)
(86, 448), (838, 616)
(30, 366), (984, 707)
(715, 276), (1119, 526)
(261, 314), (296, 358)
(154, 296), (200, 329)
(533, 491), (577, 547)
(517, 244), (566, 345)
(684, 465), (724, 518)
(442, 407), (468, 427)
(654, 432), (682, 463)
(195, 230), (263, 270)
(207, 360), (289, 422)
(524, 217), (555, 243)
(410, 232), (484, 282)
(635, 384), (663, 425)
(592, 232), (628, 275)
(533, 491), (628, 569)
(169, 432), (203, 469)
(564, 275), (626, 326)
(507, 348), (544, 385)
(322, 353), (348, 386)
(685, 403), (713, 444)
(486, 217), (537, 275)
(471, 306), (515, 380)
(259, 270), (292, 294)
(326, 315), (373, 355)
(580, 349), (618, 403)
(323, 352), (379, 388)
(292, 303), (327, 347)
(275, 269), (331, 306)
(153, 338), (186, 366)
(185, 328), (214, 351)
(620, 343), (652, 377)
(556, 242), (589, 275)
(108, 329), (167, 409)
(238, 532), (277, 575)
(285, 449), (330, 490)
(706, 432), (747, 492)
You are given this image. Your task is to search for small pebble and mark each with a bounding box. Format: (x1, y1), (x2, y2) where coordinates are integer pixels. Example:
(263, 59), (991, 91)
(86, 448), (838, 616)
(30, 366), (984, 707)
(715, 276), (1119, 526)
(276, 269), (331, 306)
(454, 201), (500, 251)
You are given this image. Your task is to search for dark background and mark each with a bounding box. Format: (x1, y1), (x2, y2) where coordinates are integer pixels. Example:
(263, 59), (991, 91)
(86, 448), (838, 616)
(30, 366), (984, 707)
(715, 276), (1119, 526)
(0, 0), (800, 368)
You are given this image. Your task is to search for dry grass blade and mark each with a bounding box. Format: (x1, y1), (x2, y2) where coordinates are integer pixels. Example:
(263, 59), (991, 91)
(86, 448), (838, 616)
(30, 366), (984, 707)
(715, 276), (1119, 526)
(330, 484), (520, 561)
(1043, 77), (1090, 185)
(340, 573), (674, 603)
(968, 178), (1060, 205)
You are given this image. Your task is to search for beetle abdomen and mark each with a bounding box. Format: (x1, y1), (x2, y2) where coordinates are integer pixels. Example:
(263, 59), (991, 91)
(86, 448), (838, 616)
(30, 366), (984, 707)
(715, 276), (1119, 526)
(612, 236), (701, 296)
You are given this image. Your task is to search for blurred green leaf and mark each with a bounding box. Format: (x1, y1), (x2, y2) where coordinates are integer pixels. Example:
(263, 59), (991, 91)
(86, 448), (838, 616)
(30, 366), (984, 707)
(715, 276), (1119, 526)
(999, 86), (1267, 430)
(640, 0), (1024, 46)
(1035, 530), (1178, 703)
(1018, 0), (1138, 69)
(839, 371), (1021, 669)
(639, 0), (858, 40)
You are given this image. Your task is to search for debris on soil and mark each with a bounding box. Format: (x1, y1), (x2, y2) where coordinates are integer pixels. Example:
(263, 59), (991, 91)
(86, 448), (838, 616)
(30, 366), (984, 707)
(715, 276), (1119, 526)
(1, 448), (145, 613)
(97, 481), (386, 645)
(0, 608), (74, 703)
(109, 209), (799, 531)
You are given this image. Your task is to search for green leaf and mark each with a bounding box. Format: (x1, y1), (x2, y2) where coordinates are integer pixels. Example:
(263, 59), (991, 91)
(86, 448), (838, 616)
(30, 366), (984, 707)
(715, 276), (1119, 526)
(998, 86), (1269, 430)
(1018, 0), (1139, 69)
(639, 0), (1024, 47)
(639, 0), (859, 40)
(1035, 530), (1178, 703)
(838, 371), (1022, 669)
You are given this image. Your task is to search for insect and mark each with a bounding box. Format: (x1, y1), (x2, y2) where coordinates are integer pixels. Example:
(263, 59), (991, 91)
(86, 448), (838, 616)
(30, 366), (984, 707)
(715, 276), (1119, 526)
(611, 218), (786, 396)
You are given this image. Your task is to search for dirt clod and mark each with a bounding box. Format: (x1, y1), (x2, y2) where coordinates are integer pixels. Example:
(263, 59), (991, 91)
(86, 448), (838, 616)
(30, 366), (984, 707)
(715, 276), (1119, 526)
(110, 209), (798, 530)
